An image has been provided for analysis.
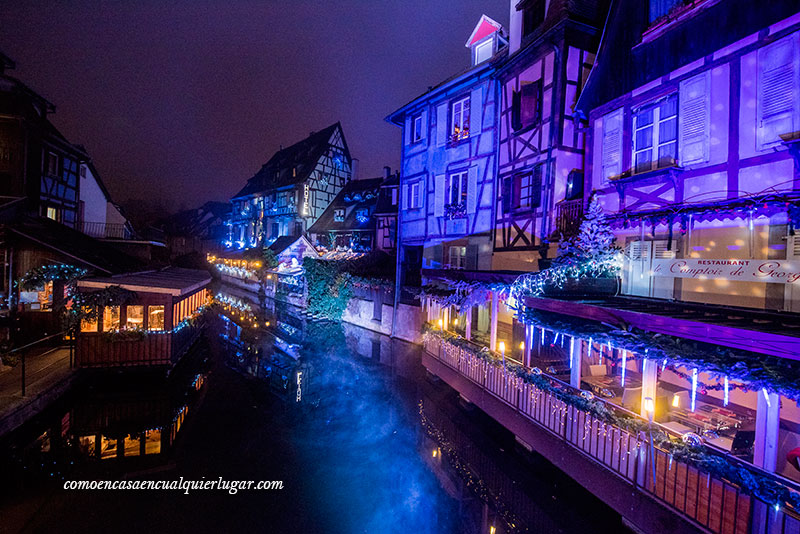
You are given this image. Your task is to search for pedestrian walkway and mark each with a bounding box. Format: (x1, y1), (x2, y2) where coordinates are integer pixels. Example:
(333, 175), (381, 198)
(0, 345), (75, 437)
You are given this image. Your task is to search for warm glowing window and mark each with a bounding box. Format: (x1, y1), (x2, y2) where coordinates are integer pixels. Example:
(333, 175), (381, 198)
(78, 435), (96, 456)
(126, 305), (144, 329)
(145, 429), (161, 455)
(148, 305), (165, 331)
(46, 207), (58, 221)
(451, 96), (470, 141)
(103, 306), (120, 331)
(123, 434), (140, 457)
(80, 316), (98, 332)
(100, 436), (117, 460)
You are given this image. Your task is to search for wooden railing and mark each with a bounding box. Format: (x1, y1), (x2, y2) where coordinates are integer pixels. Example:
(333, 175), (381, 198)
(424, 333), (800, 534)
(79, 221), (135, 240)
(76, 322), (202, 368)
(554, 199), (583, 238)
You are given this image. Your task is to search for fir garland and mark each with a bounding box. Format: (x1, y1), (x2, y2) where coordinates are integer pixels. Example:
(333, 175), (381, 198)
(518, 308), (800, 402)
(20, 264), (87, 291)
(423, 326), (800, 511)
(420, 279), (509, 314)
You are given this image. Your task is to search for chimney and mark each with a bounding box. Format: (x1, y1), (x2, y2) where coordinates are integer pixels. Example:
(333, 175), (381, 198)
(351, 158), (359, 181)
(509, 0), (523, 54)
(383, 166), (391, 179)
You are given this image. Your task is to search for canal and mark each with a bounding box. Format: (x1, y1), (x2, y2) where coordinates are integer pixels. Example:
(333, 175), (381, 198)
(0, 294), (625, 533)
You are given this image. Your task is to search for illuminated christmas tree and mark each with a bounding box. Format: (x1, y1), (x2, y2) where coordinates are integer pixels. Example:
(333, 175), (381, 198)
(554, 195), (618, 269)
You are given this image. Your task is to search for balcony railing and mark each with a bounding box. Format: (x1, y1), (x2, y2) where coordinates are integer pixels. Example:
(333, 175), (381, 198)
(555, 199), (584, 238)
(423, 332), (800, 534)
(79, 221), (134, 240)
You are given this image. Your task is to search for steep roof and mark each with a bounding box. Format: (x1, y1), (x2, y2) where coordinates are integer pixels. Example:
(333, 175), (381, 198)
(466, 15), (503, 47)
(307, 178), (383, 235)
(576, 0), (799, 114)
(232, 123), (349, 200)
(159, 201), (230, 237)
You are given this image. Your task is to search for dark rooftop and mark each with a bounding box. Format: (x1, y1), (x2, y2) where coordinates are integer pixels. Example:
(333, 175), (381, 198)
(232, 123), (348, 200)
(77, 267), (211, 297)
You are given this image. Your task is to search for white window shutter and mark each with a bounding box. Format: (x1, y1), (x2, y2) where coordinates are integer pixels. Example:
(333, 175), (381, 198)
(602, 108), (623, 181)
(434, 174), (445, 217)
(420, 109), (428, 140)
(679, 72), (710, 165)
(436, 103), (448, 146)
(467, 166), (479, 214)
(404, 116), (412, 146)
(402, 183), (409, 210)
(757, 35), (797, 149)
(470, 86), (483, 133)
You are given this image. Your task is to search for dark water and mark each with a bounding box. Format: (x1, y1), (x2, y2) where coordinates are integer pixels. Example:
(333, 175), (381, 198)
(0, 291), (624, 533)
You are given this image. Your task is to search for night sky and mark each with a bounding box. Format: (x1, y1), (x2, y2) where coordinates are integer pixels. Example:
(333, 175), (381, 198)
(1, 0), (508, 213)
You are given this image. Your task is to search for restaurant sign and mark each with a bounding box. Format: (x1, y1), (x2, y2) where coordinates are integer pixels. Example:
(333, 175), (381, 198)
(651, 259), (800, 284)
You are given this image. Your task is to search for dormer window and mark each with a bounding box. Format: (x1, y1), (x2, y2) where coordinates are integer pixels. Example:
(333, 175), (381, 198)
(474, 39), (494, 64)
(334, 209), (345, 222)
(466, 15), (505, 67)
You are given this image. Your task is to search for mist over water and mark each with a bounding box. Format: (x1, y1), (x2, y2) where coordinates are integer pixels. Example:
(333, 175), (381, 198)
(1, 295), (622, 533)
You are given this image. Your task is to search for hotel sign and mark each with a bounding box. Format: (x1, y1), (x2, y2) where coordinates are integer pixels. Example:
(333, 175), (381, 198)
(651, 259), (800, 284)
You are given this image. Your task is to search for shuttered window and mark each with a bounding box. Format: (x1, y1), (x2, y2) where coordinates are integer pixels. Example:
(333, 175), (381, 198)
(601, 108), (623, 181)
(679, 72), (710, 165)
(757, 35), (798, 150)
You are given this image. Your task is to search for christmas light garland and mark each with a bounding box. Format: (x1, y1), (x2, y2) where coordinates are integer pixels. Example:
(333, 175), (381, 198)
(423, 325), (800, 511)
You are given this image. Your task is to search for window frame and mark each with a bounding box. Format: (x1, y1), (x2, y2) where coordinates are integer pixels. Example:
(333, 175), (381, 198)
(446, 170), (469, 208)
(125, 305), (144, 330)
(474, 39), (494, 65)
(147, 305), (165, 331)
(334, 208), (345, 222)
(409, 181), (422, 209)
(411, 114), (423, 143)
(448, 246), (467, 270)
(512, 80), (543, 132)
(46, 152), (58, 176)
(450, 95), (471, 142)
(632, 93), (678, 174)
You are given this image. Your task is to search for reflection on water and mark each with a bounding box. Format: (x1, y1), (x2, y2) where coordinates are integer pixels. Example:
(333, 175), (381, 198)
(0, 286), (621, 533)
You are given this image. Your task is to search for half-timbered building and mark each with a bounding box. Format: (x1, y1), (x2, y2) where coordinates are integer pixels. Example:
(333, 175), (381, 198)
(227, 122), (352, 250)
(577, 0), (800, 312)
(308, 177), (384, 253)
(386, 15), (507, 281)
(493, 0), (609, 270)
